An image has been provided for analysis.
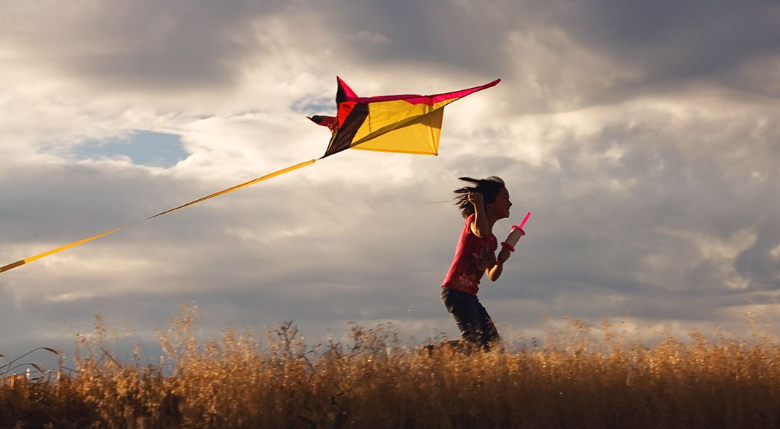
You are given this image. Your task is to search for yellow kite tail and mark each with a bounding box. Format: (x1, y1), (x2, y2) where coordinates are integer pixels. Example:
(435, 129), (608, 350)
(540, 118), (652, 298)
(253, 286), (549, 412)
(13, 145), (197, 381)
(143, 159), (316, 221)
(0, 159), (317, 275)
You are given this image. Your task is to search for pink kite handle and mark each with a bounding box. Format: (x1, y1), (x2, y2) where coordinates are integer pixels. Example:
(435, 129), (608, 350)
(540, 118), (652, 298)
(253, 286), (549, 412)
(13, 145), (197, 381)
(515, 211), (531, 230)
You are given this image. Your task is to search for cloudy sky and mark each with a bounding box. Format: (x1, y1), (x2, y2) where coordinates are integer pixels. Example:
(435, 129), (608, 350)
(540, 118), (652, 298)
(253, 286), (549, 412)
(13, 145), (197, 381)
(2, 0), (780, 363)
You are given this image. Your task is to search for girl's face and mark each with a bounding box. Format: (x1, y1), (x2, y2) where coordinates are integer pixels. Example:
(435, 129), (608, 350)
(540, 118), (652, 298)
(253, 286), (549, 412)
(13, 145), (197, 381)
(490, 187), (513, 219)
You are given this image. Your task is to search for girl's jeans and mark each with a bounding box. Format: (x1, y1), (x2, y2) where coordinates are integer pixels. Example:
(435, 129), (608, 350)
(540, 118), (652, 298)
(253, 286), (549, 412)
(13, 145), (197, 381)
(441, 287), (499, 350)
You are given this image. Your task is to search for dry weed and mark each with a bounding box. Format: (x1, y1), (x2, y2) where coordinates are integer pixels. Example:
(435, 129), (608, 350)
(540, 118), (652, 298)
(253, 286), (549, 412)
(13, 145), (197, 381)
(2, 306), (780, 429)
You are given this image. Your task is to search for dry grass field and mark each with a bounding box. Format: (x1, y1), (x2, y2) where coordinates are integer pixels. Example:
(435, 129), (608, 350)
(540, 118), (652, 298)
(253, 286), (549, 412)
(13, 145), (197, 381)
(3, 306), (780, 429)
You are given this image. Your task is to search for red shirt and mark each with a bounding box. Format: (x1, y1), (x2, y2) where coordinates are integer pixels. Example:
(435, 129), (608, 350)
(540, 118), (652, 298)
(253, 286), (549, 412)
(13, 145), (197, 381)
(441, 214), (498, 295)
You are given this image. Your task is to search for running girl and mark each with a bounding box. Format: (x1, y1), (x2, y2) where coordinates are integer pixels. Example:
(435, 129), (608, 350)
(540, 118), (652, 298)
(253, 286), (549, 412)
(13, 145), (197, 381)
(440, 176), (520, 350)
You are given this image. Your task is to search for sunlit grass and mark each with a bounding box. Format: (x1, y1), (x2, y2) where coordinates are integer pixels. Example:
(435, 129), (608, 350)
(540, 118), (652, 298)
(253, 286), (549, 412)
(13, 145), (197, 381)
(3, 305), (780, 429)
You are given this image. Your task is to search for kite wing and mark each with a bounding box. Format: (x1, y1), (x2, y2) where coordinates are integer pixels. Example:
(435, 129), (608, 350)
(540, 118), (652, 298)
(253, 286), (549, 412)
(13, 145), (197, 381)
(313, 77), (500, 158)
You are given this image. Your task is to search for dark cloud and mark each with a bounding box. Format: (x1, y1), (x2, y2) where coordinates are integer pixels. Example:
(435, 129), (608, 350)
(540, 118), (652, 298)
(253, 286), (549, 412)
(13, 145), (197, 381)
(735, 220), (780, 291)
(1, 0), (285, 90)
(304, 0), (780, 111)
(6, 0), (777, 109)
(505, 0), (780, 103)
(558, 0), (780, 75)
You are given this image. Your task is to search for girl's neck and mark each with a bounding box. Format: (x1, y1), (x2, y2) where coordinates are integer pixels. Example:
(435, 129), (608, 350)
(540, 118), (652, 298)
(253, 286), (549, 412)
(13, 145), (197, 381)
(485, 211), (498, 229)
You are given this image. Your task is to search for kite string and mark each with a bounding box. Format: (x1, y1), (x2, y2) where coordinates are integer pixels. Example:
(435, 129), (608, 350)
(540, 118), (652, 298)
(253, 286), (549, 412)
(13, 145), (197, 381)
(436, 154), (461, 183)
(415, 155), (461, 206)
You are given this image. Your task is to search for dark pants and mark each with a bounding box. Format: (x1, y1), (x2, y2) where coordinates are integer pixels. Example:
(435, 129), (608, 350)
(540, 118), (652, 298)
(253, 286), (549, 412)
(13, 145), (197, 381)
(441, 287), (499, 350)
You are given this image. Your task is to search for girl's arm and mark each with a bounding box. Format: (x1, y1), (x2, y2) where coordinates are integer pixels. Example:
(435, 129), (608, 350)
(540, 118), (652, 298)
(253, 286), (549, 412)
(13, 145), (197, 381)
(487, 248), (510, 281)
(468, 192), (491, 238)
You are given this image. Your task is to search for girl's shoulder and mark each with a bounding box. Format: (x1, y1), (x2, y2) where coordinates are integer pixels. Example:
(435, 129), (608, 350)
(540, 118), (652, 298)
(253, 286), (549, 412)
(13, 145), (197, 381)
(464, 213), (475, 226)
(465, 214), (495, 244)
(464, 213), (477, 235)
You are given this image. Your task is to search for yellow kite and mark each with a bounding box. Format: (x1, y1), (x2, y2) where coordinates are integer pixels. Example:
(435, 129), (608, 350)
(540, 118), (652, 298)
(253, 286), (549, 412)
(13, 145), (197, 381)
(0, 77), (500, 274)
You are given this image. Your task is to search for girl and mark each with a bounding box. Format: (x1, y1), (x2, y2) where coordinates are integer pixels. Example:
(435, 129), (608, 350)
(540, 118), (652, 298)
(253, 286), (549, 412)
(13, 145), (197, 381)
(441, 176), (520, 350)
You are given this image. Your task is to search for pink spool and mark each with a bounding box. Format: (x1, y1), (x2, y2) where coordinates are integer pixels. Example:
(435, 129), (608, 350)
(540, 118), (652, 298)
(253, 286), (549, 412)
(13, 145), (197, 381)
(503, 212), (530, 250)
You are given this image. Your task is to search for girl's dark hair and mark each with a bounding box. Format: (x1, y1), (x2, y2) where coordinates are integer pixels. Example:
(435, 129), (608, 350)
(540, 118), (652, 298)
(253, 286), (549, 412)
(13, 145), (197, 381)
(453, 176), (505, 218)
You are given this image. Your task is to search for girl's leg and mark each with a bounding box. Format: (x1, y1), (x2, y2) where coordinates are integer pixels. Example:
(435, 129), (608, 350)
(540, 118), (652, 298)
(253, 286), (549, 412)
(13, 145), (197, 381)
(441, 288), (482, 345)
(476, 301), (500, 350)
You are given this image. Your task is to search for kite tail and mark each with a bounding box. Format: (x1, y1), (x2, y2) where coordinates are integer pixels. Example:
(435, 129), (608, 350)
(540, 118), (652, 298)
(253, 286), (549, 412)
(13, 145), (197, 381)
(0, 159), (317, 275)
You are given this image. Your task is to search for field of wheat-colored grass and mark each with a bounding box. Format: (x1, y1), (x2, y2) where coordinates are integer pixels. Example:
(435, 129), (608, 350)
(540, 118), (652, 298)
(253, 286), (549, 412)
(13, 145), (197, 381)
(3, 305), (780, 429)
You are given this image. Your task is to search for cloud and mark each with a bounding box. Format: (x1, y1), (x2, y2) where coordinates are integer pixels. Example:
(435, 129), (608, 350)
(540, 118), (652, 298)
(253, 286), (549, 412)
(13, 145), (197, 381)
(0, 0), (277, 89)
(527, 0), (780, 92)
(2, 0), (780, 363)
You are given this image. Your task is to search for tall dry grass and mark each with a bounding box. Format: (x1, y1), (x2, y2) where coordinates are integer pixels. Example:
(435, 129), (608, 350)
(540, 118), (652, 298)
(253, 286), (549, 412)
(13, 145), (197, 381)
(2, 306), (780, 429)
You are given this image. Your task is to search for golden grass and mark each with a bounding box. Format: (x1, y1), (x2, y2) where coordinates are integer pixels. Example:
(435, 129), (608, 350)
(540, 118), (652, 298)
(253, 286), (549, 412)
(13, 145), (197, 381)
(3, 306), (780, 429)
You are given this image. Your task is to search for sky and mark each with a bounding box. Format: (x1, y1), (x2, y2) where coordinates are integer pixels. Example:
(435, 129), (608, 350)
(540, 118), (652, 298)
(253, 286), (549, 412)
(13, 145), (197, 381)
(2, 0), (780, 364)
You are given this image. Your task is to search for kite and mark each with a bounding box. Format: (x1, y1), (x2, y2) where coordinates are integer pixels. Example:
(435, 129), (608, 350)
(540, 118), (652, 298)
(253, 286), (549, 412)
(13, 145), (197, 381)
(0, 77), (500, 274)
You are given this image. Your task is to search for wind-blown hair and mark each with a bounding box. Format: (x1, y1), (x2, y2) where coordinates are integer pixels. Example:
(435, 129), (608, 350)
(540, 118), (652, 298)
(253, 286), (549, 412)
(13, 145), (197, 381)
(453, 176), (506, 218)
